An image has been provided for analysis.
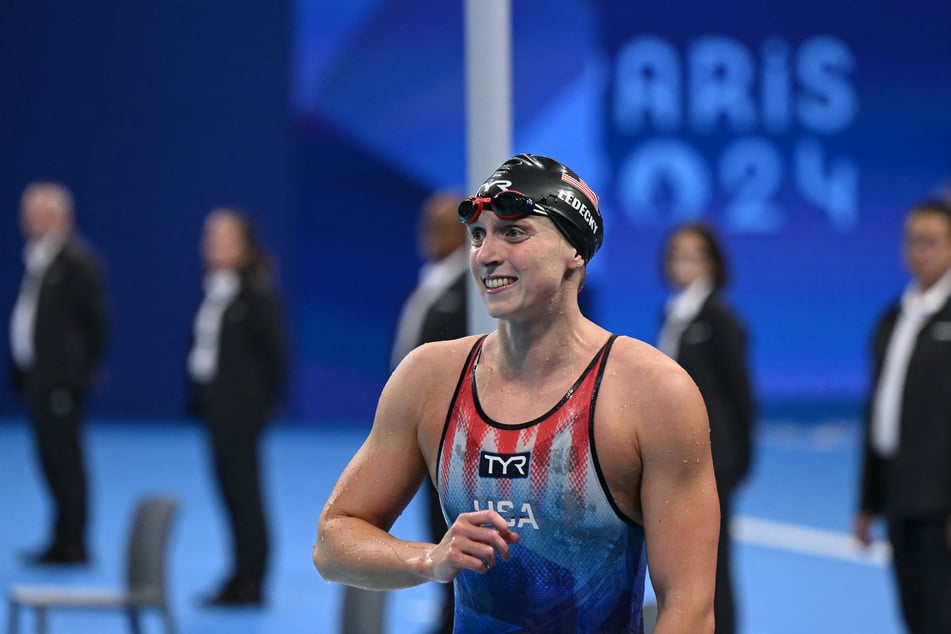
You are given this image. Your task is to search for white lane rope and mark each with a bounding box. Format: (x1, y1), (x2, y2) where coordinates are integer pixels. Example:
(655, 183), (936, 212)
(732, 516), (892, 567)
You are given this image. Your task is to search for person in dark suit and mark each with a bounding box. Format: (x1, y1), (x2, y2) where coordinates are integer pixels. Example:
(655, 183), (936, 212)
(188, 207), (287, 607)
(341, 189), (467, 634)
(657, 222), (754, 634)
(854, 198), (951, 633)
(9, 181), (108, 565)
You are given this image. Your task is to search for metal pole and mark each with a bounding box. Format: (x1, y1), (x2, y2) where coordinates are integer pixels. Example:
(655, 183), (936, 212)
(464, 0), (511, 336)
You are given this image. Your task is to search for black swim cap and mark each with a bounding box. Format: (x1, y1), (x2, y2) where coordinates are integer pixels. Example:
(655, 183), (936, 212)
(474, 154), (604, 262)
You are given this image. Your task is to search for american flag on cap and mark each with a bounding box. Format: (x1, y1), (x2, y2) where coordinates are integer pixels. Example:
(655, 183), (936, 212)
(561, 172), (599, 207)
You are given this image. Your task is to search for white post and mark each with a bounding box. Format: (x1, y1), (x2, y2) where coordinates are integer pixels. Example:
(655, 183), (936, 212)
(464, 0), (511, 336)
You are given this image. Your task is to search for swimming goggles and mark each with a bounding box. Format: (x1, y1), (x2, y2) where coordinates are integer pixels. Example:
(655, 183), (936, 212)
(457, 190), (548, 225)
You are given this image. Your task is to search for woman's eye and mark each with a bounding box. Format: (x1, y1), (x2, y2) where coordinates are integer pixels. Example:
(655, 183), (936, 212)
(469, 228), (485, 244)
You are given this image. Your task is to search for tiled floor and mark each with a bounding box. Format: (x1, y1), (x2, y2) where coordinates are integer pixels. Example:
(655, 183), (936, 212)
(0, 414), (903, 633)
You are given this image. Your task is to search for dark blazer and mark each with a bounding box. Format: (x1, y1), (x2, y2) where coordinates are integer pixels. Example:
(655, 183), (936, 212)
(859, 295), (951, 518)
(10, 236), (108, 393)
(417, 271), (468, 347)
(193, 277), (287, 426)
(672, 294), (754, 493)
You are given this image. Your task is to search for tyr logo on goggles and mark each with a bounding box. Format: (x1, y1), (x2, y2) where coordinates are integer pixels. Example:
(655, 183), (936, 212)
(457, 190), (548, 225)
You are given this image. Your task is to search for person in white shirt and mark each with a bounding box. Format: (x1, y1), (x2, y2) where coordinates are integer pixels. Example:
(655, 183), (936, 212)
(9, 181), (108, 565)
(855, 198), (951, 634)
(188, 208), (287, 607)
(658, 222), (754, 634)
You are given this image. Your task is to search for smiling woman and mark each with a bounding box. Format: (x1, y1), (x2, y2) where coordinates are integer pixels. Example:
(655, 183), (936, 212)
(313, 154), (720, 633)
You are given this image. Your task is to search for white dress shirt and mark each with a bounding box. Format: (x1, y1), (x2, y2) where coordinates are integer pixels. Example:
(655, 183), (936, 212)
(658, 278), (714, 359)
(870, 269), (951, 457)
(188, 269), (241, 383)
(9, 235), (67, 369)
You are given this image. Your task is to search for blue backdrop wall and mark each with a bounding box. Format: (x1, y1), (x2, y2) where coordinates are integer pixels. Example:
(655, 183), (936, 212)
(2, 0), (950, 424)
(0, 1), (296, 417)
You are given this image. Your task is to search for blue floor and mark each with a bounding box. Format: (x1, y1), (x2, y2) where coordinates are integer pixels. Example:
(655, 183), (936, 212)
(0, 414), (905, 633)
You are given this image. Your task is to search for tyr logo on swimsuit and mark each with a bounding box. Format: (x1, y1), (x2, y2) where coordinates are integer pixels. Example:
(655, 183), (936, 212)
(479, 451), (531, 479)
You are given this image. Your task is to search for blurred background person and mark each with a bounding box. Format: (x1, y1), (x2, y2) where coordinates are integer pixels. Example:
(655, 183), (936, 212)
(341, 189), (467, 634)
(855, 198), (951, 633)
(188, 207), (288, 607)
(657, 222), (755, 634)
(8, 181), (109, 565)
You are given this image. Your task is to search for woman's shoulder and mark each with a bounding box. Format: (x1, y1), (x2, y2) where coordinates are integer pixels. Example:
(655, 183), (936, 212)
(606, 335), (698, 394)
(382, 334), (485, 418)
(404, 334), (486, 373)
(601, 335), (707, 436)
